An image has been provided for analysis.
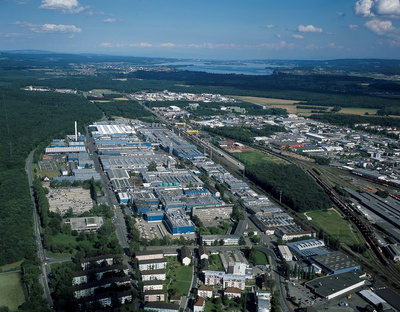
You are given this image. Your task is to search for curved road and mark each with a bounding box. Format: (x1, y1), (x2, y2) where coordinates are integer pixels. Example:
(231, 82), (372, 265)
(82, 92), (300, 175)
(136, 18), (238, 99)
(25, 150), (53, 310)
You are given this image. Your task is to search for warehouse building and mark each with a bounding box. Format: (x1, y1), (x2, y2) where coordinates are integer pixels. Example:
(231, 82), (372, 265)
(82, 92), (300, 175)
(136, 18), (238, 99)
(311, 251), (360, 274)
(192, 205), (233, 222)
(305, 270), (367, 300)
(70, 217), (104, 232)
(286, 239), (330, 260)
(278, 245), (293, 261)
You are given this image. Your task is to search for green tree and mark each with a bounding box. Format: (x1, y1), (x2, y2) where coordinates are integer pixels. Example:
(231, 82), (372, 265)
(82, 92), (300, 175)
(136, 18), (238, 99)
(148, 161), (157, 171)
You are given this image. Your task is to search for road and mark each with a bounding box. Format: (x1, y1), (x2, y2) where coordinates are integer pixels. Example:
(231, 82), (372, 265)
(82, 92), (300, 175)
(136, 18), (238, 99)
(86, 134), (130, 251)
(255, 245), (293, 312)
(25, 150), (53, 310)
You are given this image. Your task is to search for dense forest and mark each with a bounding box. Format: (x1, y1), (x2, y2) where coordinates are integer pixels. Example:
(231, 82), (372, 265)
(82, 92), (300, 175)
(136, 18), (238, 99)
(245, 163), (332, 213)
(0, 65), (103, 310)
(203, 125), (287, 143)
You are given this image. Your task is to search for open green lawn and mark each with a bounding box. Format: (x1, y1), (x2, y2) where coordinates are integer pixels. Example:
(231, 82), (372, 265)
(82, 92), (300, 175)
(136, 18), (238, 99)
(0, 272), (26, 310)
(51, 233), (78, 245)
(307, 209), (363, 246)
(252, 250), (269, 265)
(209, 254), (224, 271)
(235, 150), (286, 166)
(166, 257), (192, 296)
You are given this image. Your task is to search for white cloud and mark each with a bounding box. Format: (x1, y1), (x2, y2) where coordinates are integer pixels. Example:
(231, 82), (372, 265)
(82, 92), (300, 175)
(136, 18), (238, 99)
(292, 34), (304, 39)
(364, 18), (395, 34)
(99, 42), (112, 47)
(375, 0), (400, 16)
(40, 0), (84, 14)
(297, 24), (323, 33)
(129, 42), (152, 47)
(354, 0), (400, 17)
(354, 0), (375, 17)
(160, 42), (175, 48)
(103, 18), (116, 23)
(336, 11), (346, 18)
(276, 34), (281, 38)
(12, 21), (81, 33)
(262, 24), (275, 29)
(349, 24), (360, 30)
(258, 41), (295, 50)
(39, 24), (81, 33)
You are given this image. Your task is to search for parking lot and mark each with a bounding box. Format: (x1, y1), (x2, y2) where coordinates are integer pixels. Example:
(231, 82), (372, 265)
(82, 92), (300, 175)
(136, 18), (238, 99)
(287, 280), (374, 311)
(135, 217), (166, 240)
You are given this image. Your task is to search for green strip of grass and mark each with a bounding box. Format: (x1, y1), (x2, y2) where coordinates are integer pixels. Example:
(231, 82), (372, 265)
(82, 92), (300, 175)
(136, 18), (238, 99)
(307, 209), (363, 246)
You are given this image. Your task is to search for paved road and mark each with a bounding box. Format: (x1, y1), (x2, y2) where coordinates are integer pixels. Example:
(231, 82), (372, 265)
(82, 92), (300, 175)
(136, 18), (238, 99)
(86, 134), (130, 251)
(255, 245), (293, 312)
(25, 150), (53, 310)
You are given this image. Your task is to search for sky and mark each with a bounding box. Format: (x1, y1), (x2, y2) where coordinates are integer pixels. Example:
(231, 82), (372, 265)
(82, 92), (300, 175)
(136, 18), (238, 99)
(2, 0), (400, 60)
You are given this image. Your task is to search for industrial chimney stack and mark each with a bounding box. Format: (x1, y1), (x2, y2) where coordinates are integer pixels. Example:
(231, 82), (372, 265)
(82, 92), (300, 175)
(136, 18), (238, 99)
(75, 121), (78, 141)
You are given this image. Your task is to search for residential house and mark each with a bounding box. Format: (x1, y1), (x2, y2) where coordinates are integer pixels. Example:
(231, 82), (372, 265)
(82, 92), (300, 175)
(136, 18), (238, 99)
(144, 302), (180, 312)
(199, 246), (208, 260)
(80, 254), (121, 270)
(144, 289), (165, 302)
(223, 274), (245, 290)
(143, 280), (164, 291)
(138, 258), (168, 271)
(181, 246), (191, 266)
(141, 269), (166, 281)
(197, 285), (213, 298)
(224, 287), (241, 300)
(204, 271), (224, 286)
(136, 250), (164, 261)
(193, 297), (205, 312)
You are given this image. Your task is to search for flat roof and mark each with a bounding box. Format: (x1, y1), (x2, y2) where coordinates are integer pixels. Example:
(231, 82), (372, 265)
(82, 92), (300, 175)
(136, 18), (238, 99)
(311, 251), (360, 273)
(305, 269), (366, 298)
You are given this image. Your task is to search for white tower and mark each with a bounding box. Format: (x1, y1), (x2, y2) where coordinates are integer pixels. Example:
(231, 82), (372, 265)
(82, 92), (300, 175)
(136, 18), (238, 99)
(75, 121), (78, 141)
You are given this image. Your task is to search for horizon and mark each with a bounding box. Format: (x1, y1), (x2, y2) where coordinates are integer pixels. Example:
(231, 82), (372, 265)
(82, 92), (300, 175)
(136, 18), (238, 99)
(3, 1), (400, 60)
(3, 49), (400, 62)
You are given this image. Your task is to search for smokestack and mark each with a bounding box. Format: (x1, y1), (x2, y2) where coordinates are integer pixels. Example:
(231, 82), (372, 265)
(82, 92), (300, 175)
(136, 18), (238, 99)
(75, 121), (78, 141)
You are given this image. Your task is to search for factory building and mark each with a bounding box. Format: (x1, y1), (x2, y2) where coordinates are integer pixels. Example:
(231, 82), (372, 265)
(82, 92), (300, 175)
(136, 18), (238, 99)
(192, 205), (233, 222)
(163, 209), (195, 235)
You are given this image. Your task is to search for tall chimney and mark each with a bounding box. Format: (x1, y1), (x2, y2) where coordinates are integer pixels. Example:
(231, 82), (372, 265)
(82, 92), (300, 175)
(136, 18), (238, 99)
(75, 121), (78, 141)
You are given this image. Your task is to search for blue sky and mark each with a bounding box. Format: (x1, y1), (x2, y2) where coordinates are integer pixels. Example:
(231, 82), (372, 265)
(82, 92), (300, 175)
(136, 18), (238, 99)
(2, 0), (400, 60)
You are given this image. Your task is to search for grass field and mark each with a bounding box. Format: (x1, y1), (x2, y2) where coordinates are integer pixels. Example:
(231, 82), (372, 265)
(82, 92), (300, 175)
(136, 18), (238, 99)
(166, 257), (192, 296)
(235, 150), (287, 165)
(0, 260), (23, 272)
(306, 208), (363, 246)
(252, 250), (269, 265)
(0, 272), (26, 310)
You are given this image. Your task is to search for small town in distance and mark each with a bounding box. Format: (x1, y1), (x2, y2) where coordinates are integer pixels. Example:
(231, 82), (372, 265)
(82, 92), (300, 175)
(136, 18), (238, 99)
(26, 88), (400, 312)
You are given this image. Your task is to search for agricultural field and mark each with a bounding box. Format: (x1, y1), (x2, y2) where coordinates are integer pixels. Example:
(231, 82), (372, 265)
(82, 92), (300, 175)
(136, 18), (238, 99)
(235, 95), (380, 116)
(306, 208), (363, 246)
(235, 149), (287, 166)
(166, 257), (193, 296)
(235, 96), (303, 105)
(0, 272), (26, 310)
